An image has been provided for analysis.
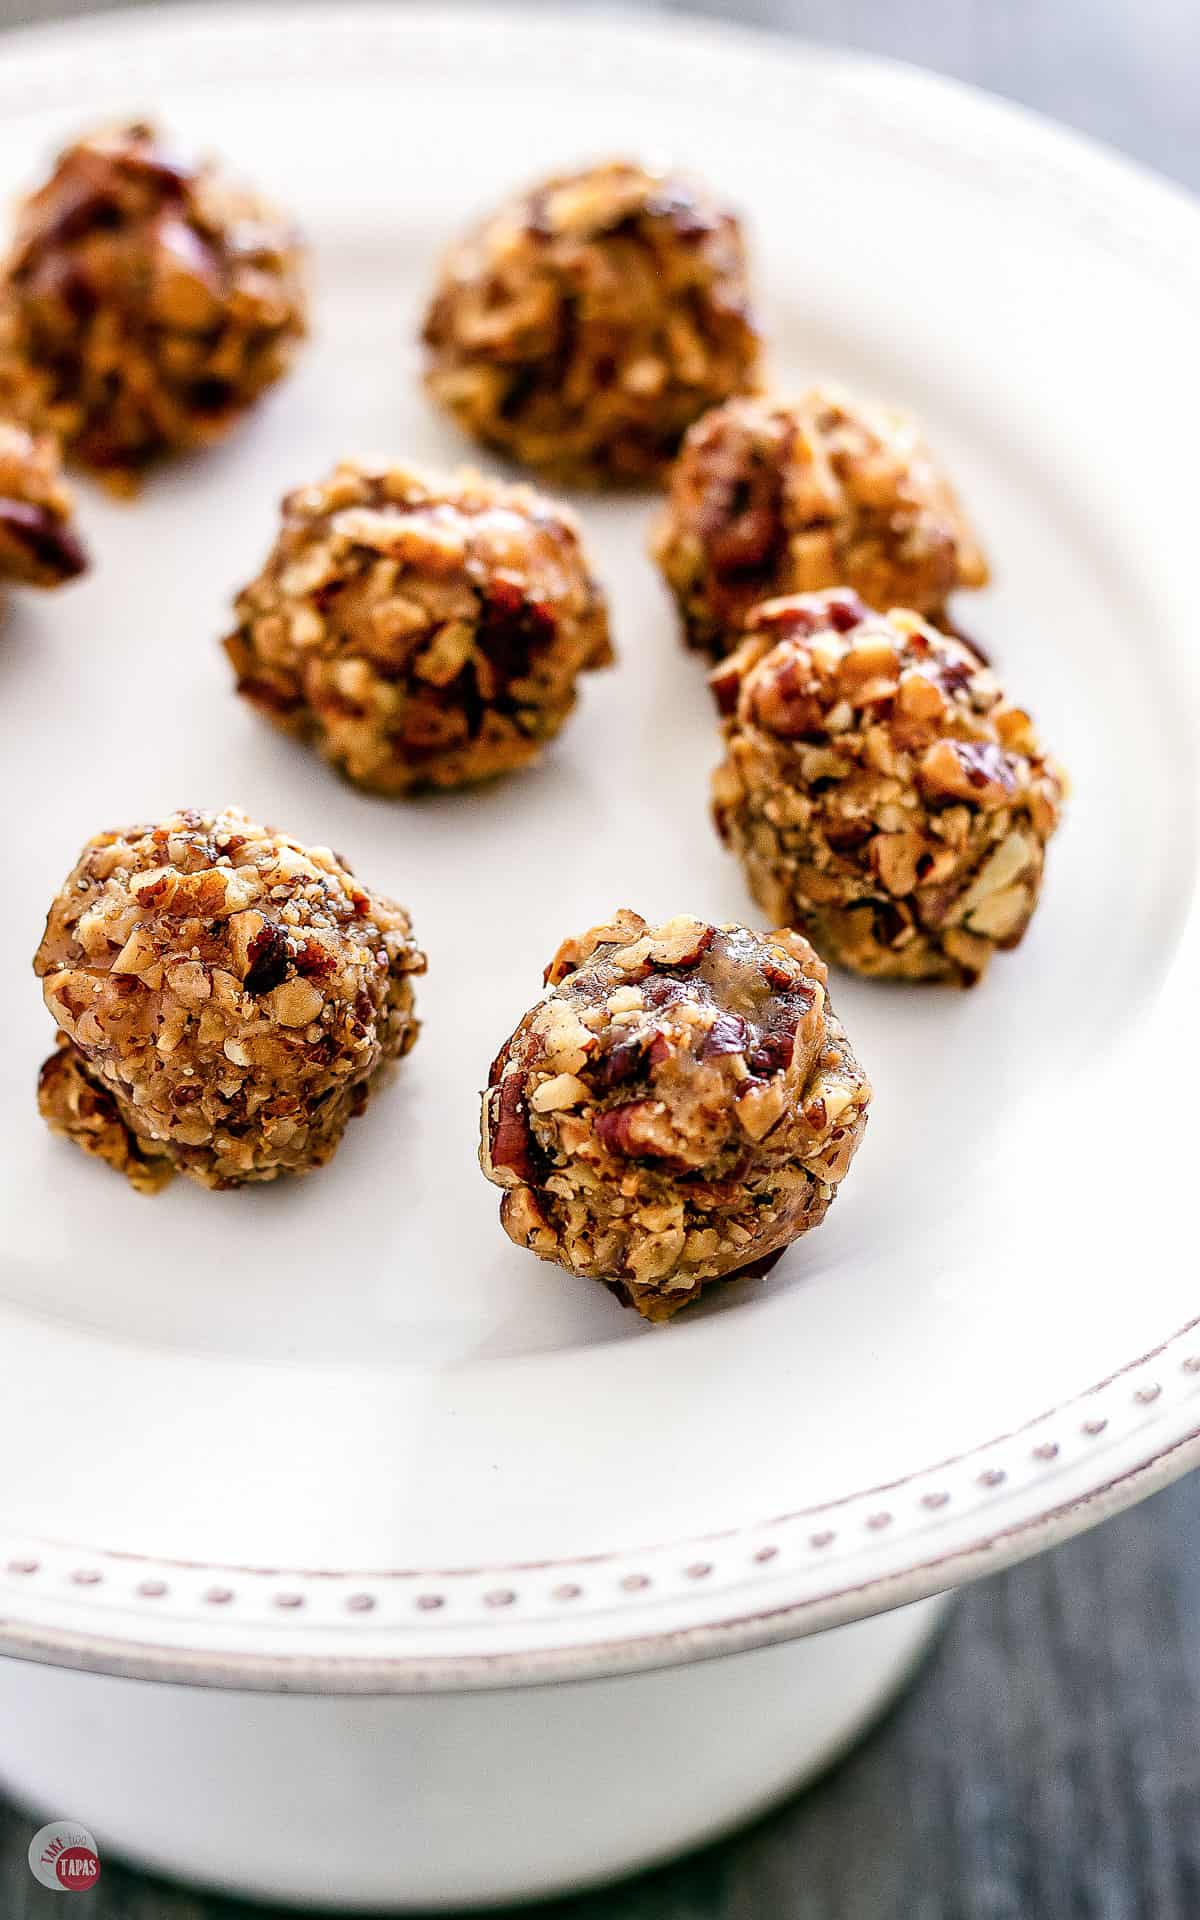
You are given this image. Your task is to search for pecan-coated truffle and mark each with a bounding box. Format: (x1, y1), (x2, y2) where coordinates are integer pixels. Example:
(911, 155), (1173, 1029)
(0, 419), (86, 595)
(711, 591), (1064, 985)
(34, 808), (424, 1191)
(654, 386), (988, 656)
(422, 161), (762, 486)
(225, 460), (613, 793)
(0, 122), (306, 486)
(481, 910), (870, 1321)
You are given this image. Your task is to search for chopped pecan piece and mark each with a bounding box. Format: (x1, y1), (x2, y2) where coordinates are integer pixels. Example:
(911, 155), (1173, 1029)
(0, 420), (86, 590)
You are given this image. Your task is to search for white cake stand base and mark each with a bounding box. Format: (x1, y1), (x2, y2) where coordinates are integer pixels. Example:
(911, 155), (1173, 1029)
(0, 1593), (949, 1910)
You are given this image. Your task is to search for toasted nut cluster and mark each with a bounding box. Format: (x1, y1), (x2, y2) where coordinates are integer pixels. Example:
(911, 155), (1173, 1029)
(711, 591), (1065, 985)
(0, 122), (306, 487)
(422, 161), (762, 487)
(481, 910), (870, 1321)
(225, 460), (613, 793)
(654, 386), (988, 656)
(0, 418), (86, 594)
(34, 807), (424, 1191)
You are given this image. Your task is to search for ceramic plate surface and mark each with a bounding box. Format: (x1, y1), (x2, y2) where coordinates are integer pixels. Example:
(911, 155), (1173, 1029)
(0, 2), (1197, 1692)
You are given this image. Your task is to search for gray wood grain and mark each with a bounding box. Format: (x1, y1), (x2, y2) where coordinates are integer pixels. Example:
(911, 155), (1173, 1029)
(0, 1), (1197, 1914)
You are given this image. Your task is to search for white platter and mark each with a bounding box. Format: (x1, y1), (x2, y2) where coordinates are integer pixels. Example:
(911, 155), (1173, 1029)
(1, 0), (1198, 1703)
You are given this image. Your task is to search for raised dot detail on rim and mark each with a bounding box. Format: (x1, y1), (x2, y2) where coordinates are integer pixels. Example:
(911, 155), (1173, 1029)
(12, 1358), (1185, 1620)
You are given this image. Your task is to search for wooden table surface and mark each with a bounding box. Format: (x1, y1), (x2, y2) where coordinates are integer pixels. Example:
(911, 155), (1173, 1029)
(0, 1), (1197, 1914)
